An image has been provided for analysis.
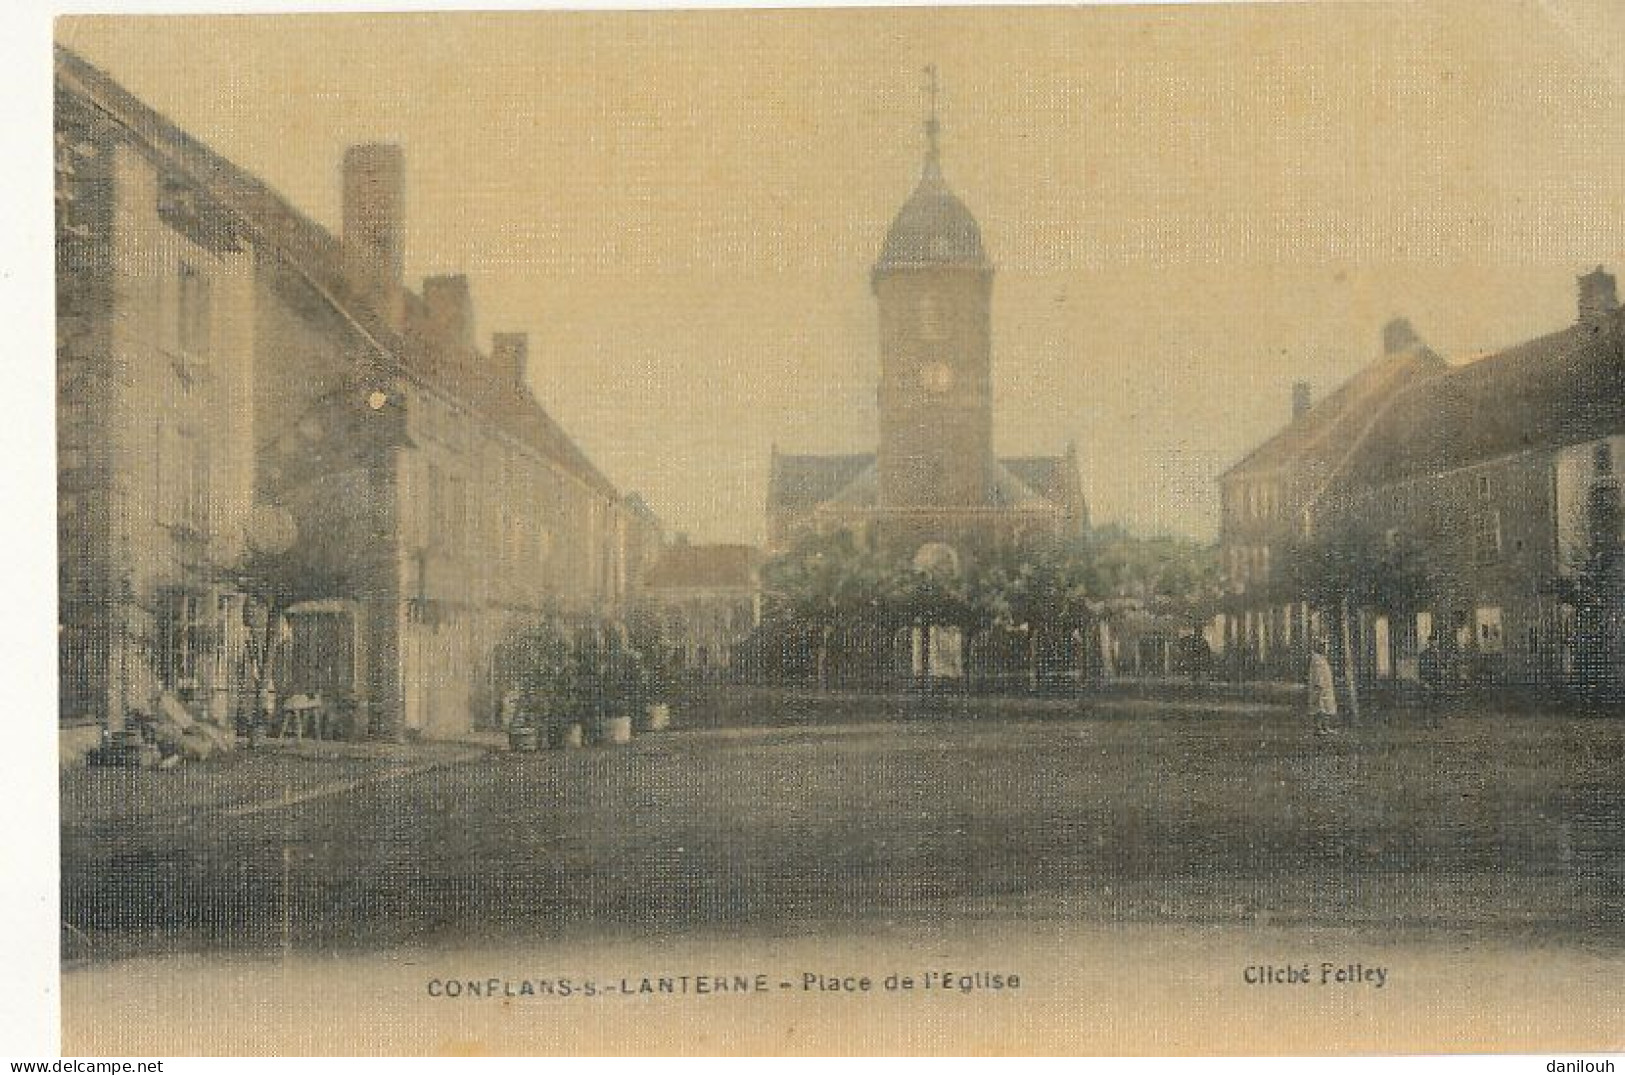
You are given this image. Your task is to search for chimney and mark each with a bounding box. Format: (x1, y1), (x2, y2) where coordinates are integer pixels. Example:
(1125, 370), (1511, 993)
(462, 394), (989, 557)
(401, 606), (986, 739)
(1578, 266), (1618, 327)
(1382, 317), (1419, 356)
(1291, 381), (1312, 421)
(342, 143), (405, 325)
(491, 332), (528, 385)
(423, 274), (475, 349)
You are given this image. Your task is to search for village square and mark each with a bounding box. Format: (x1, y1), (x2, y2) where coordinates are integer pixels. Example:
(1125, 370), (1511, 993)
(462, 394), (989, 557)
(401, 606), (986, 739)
(52, 19), (1625, 982)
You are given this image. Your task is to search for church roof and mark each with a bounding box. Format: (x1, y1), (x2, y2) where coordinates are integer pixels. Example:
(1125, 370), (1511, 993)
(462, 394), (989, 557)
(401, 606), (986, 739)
(767, 451), (1078, 516)
(988, 463), (1052, 510)
(766, 452), (877, 514)
(820, 460), (879, 508)
(1002, 454), (1081, 506)
(874, 157), (990, 274)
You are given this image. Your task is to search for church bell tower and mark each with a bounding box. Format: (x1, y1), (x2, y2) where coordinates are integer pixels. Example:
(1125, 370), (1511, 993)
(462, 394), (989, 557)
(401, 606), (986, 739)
(872, 67), (995, 511)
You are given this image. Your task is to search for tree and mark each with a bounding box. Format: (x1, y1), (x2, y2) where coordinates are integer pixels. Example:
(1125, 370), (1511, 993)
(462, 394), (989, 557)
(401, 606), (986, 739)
(228, 494), (382, 738)
(1282, 520), (1442, 720)
(967, 540), (1097, 690)
(493, 616), (574, 726)
(1573, 444), (1624, 702)
(229, 526), (349, 739)
(760, 530), (899, 687)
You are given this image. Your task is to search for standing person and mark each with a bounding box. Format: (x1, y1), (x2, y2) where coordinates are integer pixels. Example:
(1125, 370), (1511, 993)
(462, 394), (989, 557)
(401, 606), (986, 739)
(1417, 637), (1443, 726)
(1308, 640), (1339, 734)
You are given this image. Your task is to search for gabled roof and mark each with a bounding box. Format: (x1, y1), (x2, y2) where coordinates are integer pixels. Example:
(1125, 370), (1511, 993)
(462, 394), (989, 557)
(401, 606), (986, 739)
(643, 544), (760, 590)
(1001, 452), (1085, 518)
(768, 450), (1079, 517)
(623, 492), (661, 524)
(55, 45), (619, 499)
(766, 452), (877, 514)
(1336, 317), (1625, 490)
(987, 462), (1052, 510)
(1001, 456), (1067, 497)
(1220, 341), (1447, 483)
(819, 460), (879, 508)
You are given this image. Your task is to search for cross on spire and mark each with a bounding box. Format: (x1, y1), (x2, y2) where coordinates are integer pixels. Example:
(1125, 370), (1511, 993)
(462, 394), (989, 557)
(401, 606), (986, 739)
(924, 63), (941, 162)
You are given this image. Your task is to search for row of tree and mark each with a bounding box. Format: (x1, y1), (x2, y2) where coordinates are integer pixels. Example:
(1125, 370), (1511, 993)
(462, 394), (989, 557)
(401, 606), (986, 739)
(754, 527), (1223, 689)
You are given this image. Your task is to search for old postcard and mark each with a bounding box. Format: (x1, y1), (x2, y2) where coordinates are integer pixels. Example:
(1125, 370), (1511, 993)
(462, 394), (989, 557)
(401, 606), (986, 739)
(48, 1), (1625, 1057)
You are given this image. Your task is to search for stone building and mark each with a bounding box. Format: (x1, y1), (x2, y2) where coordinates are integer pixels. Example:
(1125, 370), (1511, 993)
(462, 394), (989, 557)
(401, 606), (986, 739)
(638, 541), (762, 674)
(56, 59), (258, 730)
(1318, 269), (1625, 693)
(765, 101), (1087, 561)
(1213, 318), (1446, 676)
(1216, 270), (1625, 694)
(55, 47), (648, 739)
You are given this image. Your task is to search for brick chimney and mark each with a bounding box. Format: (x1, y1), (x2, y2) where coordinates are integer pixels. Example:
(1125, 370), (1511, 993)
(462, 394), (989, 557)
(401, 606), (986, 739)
(1291, 381), (1312, 421)
(492, 332), (528, 385)
(1578, 266), (1618, 327)
(342, 143), (405, 326)
(1382, 317), (1419, 356)
(423, 274), (474, 349)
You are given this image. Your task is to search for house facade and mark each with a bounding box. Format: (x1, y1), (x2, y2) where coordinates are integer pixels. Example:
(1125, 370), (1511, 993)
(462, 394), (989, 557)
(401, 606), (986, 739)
(638, 542), (762, 674)
(56, 47), (649, 740)
(56, 61), (258, 731)
(1213, 319), (1445, 678)
(1216, 269), (1625, 698)
(1317, 271), (1625, 695)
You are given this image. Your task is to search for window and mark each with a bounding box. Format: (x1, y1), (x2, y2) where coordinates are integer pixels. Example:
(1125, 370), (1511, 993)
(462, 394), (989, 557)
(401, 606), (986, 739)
(157, 589), (206, 692)
(502, 504), (520, 571)
(1228, 545), (1247, 587)
(427, 463), (469, 555)
(187, 443), (209, 533)
(156, 422), (208, 534)
(1374, 615), (1392, 677)
(1416, 610), (1434, 647)
(176, 261), (212, 360)
(1475, 606), (1504, 653)
(1473, 509), (1503, 563)
(1476, 473), (1492, 501)
(447, 473), (467, 556)
(282, 608), (356, 697)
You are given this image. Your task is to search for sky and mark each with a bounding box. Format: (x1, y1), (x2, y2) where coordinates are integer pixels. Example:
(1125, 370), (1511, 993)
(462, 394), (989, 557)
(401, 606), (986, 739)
(56, 1), (1625, 544)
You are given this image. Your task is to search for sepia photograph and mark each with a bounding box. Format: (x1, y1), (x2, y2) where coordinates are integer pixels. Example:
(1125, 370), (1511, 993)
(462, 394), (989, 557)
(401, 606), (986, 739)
(34, 0), (1625, 1057)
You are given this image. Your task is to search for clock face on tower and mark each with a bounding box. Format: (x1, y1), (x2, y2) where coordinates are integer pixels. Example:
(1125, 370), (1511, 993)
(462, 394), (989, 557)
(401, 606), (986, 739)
(919, 360), (954, 394)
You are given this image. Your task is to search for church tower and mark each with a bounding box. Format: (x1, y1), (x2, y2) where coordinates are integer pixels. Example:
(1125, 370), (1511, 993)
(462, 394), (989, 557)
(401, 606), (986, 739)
(872, 68), (995, 512)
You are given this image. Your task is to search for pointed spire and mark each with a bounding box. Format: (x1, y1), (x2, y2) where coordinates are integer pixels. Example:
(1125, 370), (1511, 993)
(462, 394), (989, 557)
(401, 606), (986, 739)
(873, 64), (989, 276)
(923, 64), (941, 167)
